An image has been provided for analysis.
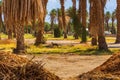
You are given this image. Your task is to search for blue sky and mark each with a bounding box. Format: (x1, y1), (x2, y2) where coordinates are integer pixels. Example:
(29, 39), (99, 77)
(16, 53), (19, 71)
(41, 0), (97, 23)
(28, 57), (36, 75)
(46, 0), (117, 22)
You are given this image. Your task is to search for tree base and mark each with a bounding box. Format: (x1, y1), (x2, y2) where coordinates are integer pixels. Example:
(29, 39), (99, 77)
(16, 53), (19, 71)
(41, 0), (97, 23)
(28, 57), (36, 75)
(13, 48), (26, 54)
(91, 38), (97, 46)
(80, 41), (86, 43)
(115, 40), (120, 44)
(98, 36), (108, 51)
(74, 33), (79, 39)
(34, 38), (46, 46)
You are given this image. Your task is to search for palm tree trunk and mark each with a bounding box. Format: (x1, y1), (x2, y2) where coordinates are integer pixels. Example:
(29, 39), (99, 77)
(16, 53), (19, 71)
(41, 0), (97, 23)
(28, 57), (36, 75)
(35, 20), (45, 45)
(92, 37), (97, 45)
(13, 25), (17, 38)
(90, 0), (97, 45)
(35, 0), (48, 45)
(72, 0), (78, 39)
(60, 0), (67, 38)
(0, 5), (2, 40)
(78, 0), (81, 22)
(97, 0), (108, 50)
(13, 25), (25, 53)
(106, 22), (109, 31)
(111, 20), (116, 34)
(115, 0), (120, 43)
(50, 19), (54, 32)
(8, 29), (12, 39)
(81, 0), (87, 43)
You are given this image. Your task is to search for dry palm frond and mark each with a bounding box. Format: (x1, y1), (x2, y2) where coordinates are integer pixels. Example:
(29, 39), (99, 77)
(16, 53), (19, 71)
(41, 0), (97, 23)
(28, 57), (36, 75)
(0, 52), (61, 80)
(2, 0), (44, 26)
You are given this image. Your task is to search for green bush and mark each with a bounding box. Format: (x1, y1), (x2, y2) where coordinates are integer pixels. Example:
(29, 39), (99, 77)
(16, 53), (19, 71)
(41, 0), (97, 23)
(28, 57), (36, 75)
(54, 27), (61, 38)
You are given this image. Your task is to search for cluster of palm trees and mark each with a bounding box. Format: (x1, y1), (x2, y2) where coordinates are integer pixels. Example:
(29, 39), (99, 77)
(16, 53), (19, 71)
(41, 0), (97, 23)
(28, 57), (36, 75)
(0, 0), (120, 53)
(104, 11), (116, 34)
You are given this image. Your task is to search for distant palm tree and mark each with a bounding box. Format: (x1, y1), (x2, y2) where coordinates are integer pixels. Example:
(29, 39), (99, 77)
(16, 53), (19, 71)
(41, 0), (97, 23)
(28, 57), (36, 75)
(78, 0), (81, 22)
(81, 0), (87, 43)
(50, 9), (57, 31)
(111, 11), (116, 34)
(105, 11), (111, 31)
(57, 9), (63, 30)
(57, 8), (70, 33)
(60, 0), (67, 38)
(71, 0), (80, 39)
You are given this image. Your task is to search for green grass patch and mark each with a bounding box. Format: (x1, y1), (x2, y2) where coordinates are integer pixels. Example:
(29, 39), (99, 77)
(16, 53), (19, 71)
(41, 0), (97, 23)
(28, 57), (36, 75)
(0, 43), (15, 52)
(1, 33), (7, 38)
(0, 34), (118, 55)
(26, 44), (114, 55)
(24, 34), (35, 39)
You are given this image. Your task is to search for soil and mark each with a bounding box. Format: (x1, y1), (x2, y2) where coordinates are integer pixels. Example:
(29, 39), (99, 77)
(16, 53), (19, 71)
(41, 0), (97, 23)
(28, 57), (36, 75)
(23, 54), (111, 80)
(77, 53), (120, 80)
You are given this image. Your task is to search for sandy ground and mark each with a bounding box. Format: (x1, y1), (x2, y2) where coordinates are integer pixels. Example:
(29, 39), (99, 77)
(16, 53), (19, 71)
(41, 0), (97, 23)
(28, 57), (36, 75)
(23, 54), (111, 80)
(25, 39), (120, 48)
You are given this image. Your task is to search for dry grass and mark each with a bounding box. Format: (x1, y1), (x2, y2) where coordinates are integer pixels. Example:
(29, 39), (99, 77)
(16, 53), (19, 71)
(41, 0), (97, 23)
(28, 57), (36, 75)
(0, 51), (61, 80)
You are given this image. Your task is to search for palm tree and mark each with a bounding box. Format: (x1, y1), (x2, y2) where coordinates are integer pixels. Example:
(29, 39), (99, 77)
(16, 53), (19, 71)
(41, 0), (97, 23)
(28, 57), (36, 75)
(3, 0), (44, 53)
(81, 0), (87, 43)
(89, 0), (97, 45)
(0, 4), (2, 40)
(89, 0), (108, 50)
(71, 0), (80, 39)
(115, 0), (120, 43)
(78, 0), (81, 22)
(72, 0), (76, 12)
(35, 0), (48, 45)
(57, 9), (63, 30)
(105, 11), (111, 31)
(60, 0), (67, 38)
(111, 11), (116, 34)
(7, 24), (13, 39)
(96, 0), (108, 50)
(50, 9), (57, 31)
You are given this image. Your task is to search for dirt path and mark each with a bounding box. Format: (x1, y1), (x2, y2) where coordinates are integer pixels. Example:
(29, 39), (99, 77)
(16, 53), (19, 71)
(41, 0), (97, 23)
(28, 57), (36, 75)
(23, 54), (111, 80)
(25, 39), (120, 48)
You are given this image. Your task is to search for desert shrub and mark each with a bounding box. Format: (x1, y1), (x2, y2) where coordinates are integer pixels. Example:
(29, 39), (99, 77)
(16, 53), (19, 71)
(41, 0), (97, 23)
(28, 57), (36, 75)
(54, 26), (61, 38)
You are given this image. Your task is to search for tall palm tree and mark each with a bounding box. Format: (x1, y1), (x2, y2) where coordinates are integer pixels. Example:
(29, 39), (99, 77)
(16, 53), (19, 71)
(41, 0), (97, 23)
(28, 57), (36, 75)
(50, 9), (57, 31)
(60, 0), (67, 38)
(96, 0), (108, 50)
(78, 0), (81, 22)
(90, 0), (108, 50)
(72, 0), (76, 12)
(57, 8), (70, 33)
(115, 0), (120, 43)
(0, 4), (2, 40)
(81, 0), (87, 43)
(35, 0), (48, 45)
(57, 9), (63, 30)
(89, 0), (98, 45)
(3, 0), (44, 53)
(72, 0), (79, 39)
(111, 11), (116, 34)
(105, 11), (111, 31)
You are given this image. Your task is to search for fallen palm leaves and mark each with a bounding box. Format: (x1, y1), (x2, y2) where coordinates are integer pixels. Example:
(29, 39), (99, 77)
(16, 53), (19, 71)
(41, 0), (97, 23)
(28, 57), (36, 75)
(0, 52), (61, 80)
